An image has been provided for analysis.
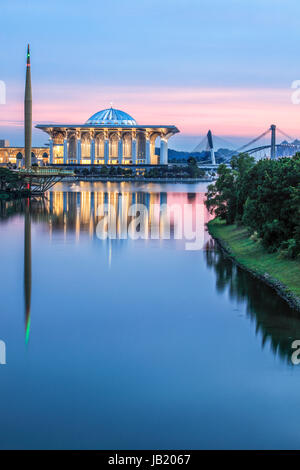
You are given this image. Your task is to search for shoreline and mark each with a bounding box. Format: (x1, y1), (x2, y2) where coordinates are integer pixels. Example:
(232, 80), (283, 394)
(62, 176), (213, 183)
(207, 218), (300, 312)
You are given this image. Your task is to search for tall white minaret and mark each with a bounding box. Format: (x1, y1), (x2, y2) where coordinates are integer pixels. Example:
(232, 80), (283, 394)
(24, 44), (32, 169)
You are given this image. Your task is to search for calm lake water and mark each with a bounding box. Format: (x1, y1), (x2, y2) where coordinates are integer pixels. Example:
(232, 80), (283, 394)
(0, 181), (300, 450)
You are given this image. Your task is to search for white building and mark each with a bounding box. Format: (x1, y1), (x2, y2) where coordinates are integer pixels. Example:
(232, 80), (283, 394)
(36, 107), (179, 165)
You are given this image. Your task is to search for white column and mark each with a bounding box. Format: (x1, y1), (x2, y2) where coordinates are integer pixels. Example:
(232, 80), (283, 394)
(63, 139), (68, 164)
(210, 148), (216, 165)
(146, 139), (151, 164)
(76, 138), (81, 164)
(104, 139), (109, 164)
(118, 137), (123, 164)
(132, 138), (137, 164)
(91, 138), (95, 164)
(160, 139), (168, 165)
(49, 138), (53, 164)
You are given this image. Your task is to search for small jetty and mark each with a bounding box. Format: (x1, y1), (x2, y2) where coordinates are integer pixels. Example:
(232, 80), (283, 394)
(0, 167), (74, 197)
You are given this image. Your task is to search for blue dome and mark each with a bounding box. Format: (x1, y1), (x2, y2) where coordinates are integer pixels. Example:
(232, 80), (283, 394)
(86, 107), (137, 126)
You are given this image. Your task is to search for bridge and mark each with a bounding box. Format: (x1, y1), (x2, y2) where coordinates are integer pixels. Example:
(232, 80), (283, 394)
(9, 167), (75, 194)
(193, 125), (300, 165)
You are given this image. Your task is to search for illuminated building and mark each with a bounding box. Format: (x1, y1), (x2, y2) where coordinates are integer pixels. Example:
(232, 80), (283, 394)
(0, 142), (49, 166)
(36, 107), (179, 165)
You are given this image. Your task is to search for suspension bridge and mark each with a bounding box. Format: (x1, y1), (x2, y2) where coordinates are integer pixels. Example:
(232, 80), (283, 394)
(193, 125), (300, 167)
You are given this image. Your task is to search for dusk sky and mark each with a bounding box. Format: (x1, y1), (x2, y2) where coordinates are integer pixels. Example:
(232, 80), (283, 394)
(1, 0), (300, 150)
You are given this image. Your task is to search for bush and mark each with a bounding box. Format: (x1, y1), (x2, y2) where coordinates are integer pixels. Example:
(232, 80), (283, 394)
(280, 239), (299, 259)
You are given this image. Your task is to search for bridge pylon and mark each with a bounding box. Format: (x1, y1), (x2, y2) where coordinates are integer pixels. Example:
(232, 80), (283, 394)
(270, 124), (276, 160)
(207, 130), (216, 165)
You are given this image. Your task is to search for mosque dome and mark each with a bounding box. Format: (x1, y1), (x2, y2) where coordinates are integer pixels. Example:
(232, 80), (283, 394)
(86, 107), (137, 126)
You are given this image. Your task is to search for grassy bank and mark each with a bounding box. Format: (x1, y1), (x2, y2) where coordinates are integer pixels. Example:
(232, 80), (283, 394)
(208, 218), (300, 310)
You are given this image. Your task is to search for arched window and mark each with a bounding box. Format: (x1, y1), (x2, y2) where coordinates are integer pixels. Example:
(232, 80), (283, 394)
(81, 134), (91, 159)
(123, 133), (132, 158)
(95, 134), (104, 158)
(109, 133), (118, 158)
(68, 135), (76, 161)
(150, 133), (160, 165)
(137, 133), (146, 160)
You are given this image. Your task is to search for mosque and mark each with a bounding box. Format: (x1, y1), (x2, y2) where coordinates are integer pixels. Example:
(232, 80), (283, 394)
(36, 107), (179, 166)
(0, 107), (179, 166)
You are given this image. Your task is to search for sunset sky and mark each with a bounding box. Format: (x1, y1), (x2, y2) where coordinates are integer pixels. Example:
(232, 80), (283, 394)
(1, 0), (300, 150)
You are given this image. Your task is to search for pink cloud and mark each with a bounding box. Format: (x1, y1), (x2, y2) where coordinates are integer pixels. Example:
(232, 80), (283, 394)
(1, 84), (299, 139)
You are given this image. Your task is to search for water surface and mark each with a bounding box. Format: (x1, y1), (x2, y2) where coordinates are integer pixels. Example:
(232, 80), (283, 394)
(0, 182), (300, 450)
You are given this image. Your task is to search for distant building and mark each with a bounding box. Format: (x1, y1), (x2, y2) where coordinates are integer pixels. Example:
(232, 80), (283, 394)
(0, 145), (49, 165)
(36, 107), (179, 165)
(0, 140), (10, 148)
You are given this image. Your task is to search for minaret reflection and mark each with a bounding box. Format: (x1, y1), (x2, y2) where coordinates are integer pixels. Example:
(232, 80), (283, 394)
(24, 199), (31, 344)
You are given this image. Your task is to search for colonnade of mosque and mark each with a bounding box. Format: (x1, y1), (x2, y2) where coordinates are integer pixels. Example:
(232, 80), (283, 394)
(48, 128), (170, 165)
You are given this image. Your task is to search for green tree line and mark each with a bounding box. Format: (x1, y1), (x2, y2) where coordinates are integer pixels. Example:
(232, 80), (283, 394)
(205, 153), (300, 258)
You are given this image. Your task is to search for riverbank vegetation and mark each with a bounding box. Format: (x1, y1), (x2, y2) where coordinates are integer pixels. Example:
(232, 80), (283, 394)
(206, 153), (300, 306)
(0, 167), (29, 198)
(206, 153), (300, 258)
(208, 218), (300, 302)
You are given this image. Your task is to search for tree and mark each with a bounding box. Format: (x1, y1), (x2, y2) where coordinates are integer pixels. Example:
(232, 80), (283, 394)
(206, 164), (236, 223)
(206, 152), (300, 256)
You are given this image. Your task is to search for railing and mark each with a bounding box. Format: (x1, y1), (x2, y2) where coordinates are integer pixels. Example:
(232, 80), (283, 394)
(14, 167), (74, 176)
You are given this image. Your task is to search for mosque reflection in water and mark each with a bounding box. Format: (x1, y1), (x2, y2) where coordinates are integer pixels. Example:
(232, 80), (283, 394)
(1, 189), (300, 364)
(4, 189), (208, 345)
(45, 190), (209, 242)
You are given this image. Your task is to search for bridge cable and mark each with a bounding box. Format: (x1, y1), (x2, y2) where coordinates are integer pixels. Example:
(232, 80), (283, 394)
(276, 128), (295, 142)
(193, 135), (209, 153)
(235, 129), (270, 152)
